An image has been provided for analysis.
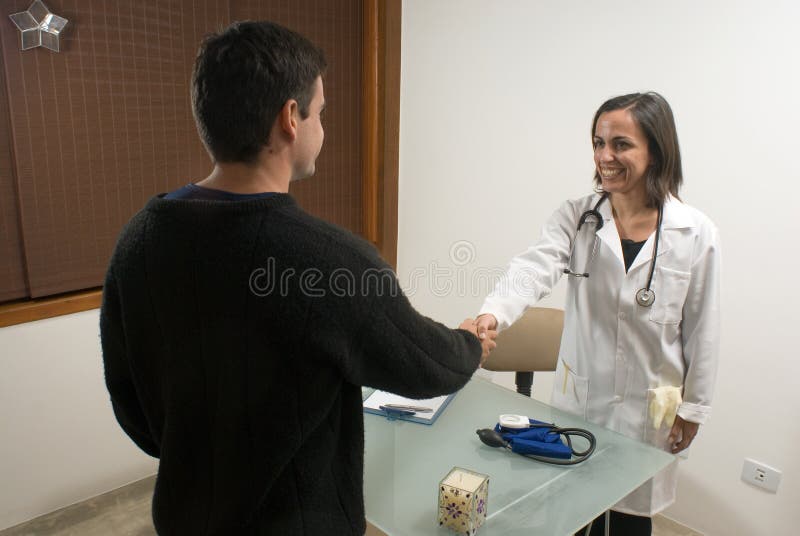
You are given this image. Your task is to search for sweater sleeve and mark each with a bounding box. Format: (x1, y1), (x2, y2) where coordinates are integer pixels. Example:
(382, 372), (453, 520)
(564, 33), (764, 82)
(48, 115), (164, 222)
(100, 268), (160, 458)
(301, 243), (482, 399)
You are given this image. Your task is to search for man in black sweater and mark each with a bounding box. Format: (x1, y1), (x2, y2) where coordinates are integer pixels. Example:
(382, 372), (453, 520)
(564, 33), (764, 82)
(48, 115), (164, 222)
(101, 21), (496, 535)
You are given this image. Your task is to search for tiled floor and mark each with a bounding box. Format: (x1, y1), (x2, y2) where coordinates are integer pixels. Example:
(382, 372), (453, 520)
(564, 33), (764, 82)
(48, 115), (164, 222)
(0, 476), (702, 536)
(653, 516), (704, 536)
(0, 477), (156, 536)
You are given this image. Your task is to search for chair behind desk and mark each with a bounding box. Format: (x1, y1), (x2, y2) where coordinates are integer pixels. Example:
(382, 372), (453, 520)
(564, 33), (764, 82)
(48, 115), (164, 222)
(481, 307), (564, 397)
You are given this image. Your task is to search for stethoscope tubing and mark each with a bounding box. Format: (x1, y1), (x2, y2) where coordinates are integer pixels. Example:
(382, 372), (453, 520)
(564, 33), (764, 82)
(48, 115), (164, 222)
(641, 201), (663, 300)
(505, 426), (596, 465)
(569, 193), (663, 307)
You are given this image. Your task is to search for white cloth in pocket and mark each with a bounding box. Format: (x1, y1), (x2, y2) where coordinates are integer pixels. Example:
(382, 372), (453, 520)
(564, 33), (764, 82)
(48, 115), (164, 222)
(644, 386), (681, 447)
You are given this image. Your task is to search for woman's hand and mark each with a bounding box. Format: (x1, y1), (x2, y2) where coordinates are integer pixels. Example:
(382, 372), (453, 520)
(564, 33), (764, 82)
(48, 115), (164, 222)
(459, 318), (497, 365)
(475, 314), (498, 340)
(668, 415), (700, 453)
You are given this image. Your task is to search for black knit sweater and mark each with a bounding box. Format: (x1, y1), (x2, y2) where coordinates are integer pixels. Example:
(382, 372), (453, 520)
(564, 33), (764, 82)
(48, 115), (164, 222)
(100, 194), (481, 535)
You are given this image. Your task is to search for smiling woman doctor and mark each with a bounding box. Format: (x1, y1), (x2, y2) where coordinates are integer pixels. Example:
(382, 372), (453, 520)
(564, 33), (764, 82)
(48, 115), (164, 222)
(476, 92), (720, 535)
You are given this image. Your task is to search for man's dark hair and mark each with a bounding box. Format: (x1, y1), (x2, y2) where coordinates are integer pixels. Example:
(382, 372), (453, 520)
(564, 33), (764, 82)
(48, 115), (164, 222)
(591, 92), (683, 208)
(191, 21), (327, 164)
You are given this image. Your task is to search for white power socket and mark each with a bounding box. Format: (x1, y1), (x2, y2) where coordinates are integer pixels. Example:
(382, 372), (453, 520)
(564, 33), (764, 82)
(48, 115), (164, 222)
(741, 458), (782, 493)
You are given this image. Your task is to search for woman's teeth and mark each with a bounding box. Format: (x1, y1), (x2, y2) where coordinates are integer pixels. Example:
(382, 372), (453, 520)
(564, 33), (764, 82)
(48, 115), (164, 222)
(600, 168), (623, 179)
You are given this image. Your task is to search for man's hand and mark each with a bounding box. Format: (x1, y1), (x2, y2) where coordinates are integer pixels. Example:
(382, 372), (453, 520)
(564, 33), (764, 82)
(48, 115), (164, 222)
(459, 318), (497, 365)
(668, 415), (700, 454)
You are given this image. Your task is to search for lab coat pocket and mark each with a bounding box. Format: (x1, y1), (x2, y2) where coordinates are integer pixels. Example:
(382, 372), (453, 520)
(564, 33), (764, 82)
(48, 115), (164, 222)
(551, 359), (589, 419)
(648, 266), (691, 325)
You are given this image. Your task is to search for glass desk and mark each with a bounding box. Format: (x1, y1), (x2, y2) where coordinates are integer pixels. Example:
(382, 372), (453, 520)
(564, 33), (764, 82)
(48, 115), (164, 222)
(364, 377), (674, 536)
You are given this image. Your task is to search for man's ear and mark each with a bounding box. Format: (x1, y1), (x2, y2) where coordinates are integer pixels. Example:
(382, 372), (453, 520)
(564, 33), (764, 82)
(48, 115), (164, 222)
(278, 99), (299, 141)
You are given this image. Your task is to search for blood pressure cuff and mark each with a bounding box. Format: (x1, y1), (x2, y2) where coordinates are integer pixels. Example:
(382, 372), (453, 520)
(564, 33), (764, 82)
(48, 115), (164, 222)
(494, 419), (572, 459)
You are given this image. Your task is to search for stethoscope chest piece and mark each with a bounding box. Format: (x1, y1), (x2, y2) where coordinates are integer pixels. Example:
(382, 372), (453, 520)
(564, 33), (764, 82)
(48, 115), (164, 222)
(635, 287), (655, 307)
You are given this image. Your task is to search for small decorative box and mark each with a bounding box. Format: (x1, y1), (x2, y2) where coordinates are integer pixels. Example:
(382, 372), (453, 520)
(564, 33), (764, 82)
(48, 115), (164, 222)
(437, 466), (489, 535)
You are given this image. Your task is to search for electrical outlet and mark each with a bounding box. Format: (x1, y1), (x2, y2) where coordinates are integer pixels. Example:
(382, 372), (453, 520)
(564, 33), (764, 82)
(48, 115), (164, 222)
(741, 458), (782, 493)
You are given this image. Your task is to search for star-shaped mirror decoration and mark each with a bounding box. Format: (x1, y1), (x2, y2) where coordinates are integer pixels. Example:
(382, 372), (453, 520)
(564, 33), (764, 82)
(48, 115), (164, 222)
(9, 1), (68, 52)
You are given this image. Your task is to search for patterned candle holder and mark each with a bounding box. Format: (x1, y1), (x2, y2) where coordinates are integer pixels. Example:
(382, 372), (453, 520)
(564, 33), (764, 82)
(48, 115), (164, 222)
(437, 466), (489, 535)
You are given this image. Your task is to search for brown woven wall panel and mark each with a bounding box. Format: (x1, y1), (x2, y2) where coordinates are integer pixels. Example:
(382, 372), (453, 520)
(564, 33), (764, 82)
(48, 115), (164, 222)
(0, 0), (228, 298)
(0, 45), (28, 302)
(1, 0), (363, 300)
(232, 0), (364, 235)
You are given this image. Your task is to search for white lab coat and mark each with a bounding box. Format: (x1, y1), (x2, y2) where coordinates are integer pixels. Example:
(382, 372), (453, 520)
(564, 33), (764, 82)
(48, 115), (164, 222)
(479, 193), (720, 516)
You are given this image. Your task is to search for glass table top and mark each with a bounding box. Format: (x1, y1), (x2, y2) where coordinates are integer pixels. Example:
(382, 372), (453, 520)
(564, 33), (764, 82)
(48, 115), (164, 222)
(364, 377), (674, 536)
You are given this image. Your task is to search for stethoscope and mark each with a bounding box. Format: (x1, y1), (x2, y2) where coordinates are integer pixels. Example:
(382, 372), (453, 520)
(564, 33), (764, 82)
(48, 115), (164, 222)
(563, 193), (663, 308)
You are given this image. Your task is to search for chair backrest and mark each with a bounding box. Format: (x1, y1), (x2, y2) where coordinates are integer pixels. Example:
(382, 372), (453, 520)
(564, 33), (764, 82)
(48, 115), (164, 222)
(482, 307), (564, 372)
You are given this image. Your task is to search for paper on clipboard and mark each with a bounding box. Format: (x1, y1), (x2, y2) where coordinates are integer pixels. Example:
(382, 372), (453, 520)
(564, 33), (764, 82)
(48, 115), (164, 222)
(362, 390), (455, 425)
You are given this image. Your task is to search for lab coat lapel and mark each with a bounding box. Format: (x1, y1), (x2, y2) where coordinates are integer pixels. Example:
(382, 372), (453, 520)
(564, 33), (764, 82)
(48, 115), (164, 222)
(627, 197), (693, 273)
(660, 196), (695, 230)
(628, 232), (662, 273)
(595, 196), (625, 269)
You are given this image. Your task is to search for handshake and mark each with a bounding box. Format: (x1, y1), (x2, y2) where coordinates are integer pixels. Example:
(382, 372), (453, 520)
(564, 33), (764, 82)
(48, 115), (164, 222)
(459, 314), (499, 366)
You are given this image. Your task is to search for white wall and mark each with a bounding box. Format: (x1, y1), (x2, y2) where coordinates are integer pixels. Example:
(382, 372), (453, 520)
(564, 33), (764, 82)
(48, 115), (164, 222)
(398, 1), (799, 534)
(0, 311), (157, 530)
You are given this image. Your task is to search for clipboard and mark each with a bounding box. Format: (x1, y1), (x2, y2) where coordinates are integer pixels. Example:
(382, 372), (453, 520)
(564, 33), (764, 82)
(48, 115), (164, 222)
(362, 390), (456, 425)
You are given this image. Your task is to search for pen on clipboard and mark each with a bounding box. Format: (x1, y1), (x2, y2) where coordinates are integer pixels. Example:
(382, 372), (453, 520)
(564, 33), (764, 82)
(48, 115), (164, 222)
(380, 404), (433, 414)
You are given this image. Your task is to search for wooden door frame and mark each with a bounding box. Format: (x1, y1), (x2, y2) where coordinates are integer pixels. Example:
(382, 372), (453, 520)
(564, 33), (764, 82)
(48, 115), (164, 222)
(362, 0), (401, 269)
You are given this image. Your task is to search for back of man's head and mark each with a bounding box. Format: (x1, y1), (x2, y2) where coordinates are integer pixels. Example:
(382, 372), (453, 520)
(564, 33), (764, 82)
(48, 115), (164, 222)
(191, 21), (327, 165)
